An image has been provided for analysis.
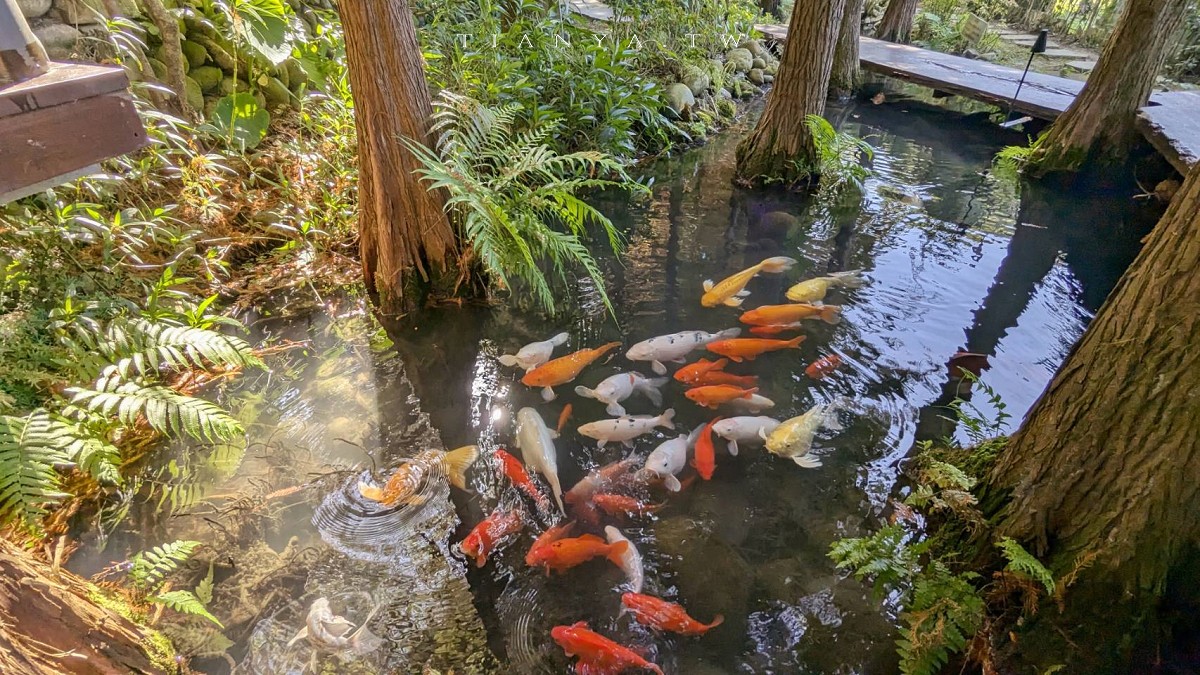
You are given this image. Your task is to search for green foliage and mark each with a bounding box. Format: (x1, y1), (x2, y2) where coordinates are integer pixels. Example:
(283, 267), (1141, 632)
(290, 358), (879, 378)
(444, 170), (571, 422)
(996, 537), (1056, 595)
(153, 590), (223, 627)
(948, 371), (1011, 444)
(0, 412), (74, 529)
(406, 92), (647, 315)
(899, 562), (986, 675)
(69, 381), (243, 443)
(805, 114), (874, 194)
(208, 94), (271, 149)
(129, 539), (201, 593)
(227, 0), (292, 65)
(63, 318), (261, 381)
(830, 524), (928, 599)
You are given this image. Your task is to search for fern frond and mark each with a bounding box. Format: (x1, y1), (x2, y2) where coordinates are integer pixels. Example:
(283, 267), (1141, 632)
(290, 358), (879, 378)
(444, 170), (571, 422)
(996, 537), (1055, 595)
(68, 381), (243, 442)
(129, 539), (200, 592)
(64, 319), (261, 379)
(153, 589), (223, 627)
(0, 411), (74, 530)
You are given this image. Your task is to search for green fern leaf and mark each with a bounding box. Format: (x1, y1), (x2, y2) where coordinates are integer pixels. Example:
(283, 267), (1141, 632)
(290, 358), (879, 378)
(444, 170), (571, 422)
(129, 539), (200, 592)
(996, 537), (1055, 594)
(153, 589), (223, 627)
(64, 319), (261, 380)
(0, 411), (74, 530)
(67, 381), (243, 442)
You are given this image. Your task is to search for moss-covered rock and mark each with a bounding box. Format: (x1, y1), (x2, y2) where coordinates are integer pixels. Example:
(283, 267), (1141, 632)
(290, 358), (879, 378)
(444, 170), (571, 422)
(748, 68), (766, 85)
(218, 76), (248, 97)
(725, 47), (754, 73)
(147, 57), (166, 80)
(665, 82), (696, 116)
(190, 65), (223, 93)
(258, 75), (293, 109)
(184, 76), (204, 111)
(180, 39), (208, 69)
(682, 65), (711, 96)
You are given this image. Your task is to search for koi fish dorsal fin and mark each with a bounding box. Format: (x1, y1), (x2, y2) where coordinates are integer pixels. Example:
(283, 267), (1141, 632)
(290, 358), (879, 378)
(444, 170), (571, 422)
(443, 445), (479, 490)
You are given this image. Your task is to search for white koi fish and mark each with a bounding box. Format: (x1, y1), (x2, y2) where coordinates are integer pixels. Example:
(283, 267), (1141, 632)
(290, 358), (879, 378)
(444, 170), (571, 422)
(721, 393), (776, 414)
(761, 403), (843, 468)
(574, 372), (668, 416)
(626, 329), (741, 375)
(712, 416), (781, 456)
(499, 332), (569, 372)
(514, 407), (565, 512)
(604, 526), (644, 593)
(642, 434), (689, 491)
(286, 597), (381, 653)
(578, 409), (675, 449)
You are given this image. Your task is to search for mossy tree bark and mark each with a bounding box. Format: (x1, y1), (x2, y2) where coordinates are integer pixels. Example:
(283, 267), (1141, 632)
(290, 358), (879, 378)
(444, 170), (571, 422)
(0, 539), (169, 673)
(337, 0), (461, 315)
(830, 0), (865, 99)
(986, 165), (1200, 661)
(735, 0), (845, 185)
(876, 0), (918, 43)
(1031, 0), (1188, 173)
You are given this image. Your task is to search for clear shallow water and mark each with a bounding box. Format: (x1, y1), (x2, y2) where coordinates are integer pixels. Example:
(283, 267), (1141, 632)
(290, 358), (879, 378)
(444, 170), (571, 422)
(69, 96), (1156, 674)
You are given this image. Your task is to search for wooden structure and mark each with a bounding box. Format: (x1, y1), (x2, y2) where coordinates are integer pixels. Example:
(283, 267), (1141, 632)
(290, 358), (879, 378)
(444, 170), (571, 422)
(0, 0), (145, 203)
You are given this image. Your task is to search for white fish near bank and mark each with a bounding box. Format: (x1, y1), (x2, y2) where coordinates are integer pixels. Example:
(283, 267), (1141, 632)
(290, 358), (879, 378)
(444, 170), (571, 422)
(626, 329), (741, 375)
(498, 332), (569, 372)
(712, 416), (781, 456)
(514, 407), (565, 512)
(578, 409), (676, 449)
(574, 372), (668, 416)
(643, 434), (689, 491)
(761, 403), (843, 468)
(604, 526), (644, 593)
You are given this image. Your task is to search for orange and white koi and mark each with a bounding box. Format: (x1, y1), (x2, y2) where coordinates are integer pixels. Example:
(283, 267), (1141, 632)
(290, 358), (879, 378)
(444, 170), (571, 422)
(358, 445), (478, 507)
(701, 256), (797, 308)
(494, 448), (551, 515)
(620, 592), (724, 636)
(685, 385), (758, 409)
(522, 342), (621, 401)
(592, 493), (664, 518)
(706, 335), (806, 362)
(499, 332), (569, 371)
(459, 508), (525, 568)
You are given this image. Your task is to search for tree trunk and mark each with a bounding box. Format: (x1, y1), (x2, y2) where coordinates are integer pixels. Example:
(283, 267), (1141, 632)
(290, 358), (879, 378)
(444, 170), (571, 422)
(337, 0), (460, 315)
(1031, 0), (1189, 173)
(0, 539), (169, 673)
(735, 0), (846, 185)
(830, 0), (865, 99)
(986, 165), (1200, 659)
(875, 0), (918, 43)
(138, 0), (193, 119)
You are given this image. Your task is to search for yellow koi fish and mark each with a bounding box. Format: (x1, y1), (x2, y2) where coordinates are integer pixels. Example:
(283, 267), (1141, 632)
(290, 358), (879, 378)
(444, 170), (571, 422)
(701, 256), (797, 308)
(785, 270), (867, 303)
(358, 445), (478, 506)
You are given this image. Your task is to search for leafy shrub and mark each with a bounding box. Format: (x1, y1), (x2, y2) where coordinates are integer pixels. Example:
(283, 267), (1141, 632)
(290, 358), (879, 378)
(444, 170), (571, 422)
(802, 115), (874, 194)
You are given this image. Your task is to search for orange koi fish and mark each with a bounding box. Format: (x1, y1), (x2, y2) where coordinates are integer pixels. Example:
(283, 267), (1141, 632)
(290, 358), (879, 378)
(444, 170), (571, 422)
(706, 335), (806, 362)
(524, 520), (576, 566)
(525, 534), (628, 574)
(551, 621), (664, 675)
(686, 385), (758, 409)
(459, 508), (524, 568)
(692, 417), (722, 480)
(701, 256), (797, 308)
(620, 593), (724, 636)
(557, 403), (574, 433)
(675, 358), (758, 387)
(494, 448), (551, 514)
(749, 323), (803, 337)
(358, 445), (478, 507)
(592, 493), (664, 518)
(739, 303), (842, 326)
(805, 354), (843, 379)
(521, 342), (622, 401)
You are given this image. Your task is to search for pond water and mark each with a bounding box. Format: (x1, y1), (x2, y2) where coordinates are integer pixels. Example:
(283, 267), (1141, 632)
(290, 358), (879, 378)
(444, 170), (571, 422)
(69, 95), (1156, 674)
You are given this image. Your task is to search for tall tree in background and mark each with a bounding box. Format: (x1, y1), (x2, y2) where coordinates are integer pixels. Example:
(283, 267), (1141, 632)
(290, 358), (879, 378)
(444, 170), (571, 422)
(1031, 0), (1188, 172)
(830, 0), (865, 99)
(337, 0), (460, 314)
(735, 0), (846, 184)
(876, 0), (918, 42)
(985, 164), (1200, 663)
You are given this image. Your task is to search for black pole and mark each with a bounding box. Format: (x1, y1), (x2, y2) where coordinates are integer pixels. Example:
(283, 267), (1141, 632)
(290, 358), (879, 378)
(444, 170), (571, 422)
(1004, 29), (1049, 122)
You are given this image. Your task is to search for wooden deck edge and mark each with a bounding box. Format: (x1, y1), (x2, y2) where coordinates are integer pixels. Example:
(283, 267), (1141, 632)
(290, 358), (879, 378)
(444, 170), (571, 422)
(1135, 111), (1193, 176)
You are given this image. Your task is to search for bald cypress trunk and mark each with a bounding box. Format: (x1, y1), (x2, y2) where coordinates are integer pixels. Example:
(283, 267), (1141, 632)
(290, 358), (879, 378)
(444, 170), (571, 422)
(830, 0), (864, 99)
(876, 0), (918, 43)
(735, 0), (846, 185)
(1031, 0), (1188, 173)
(986, 165), (1200, 663)
(337, 0), (461, 315)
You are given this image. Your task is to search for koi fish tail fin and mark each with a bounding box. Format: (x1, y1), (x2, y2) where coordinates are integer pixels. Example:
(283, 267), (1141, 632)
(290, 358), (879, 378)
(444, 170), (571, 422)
(358, 482), (385, 503)
(820, 305), (843, 325)
(574, 385), (598, 401)
(792, 453), (823, 469)
(605, 540), (631, 565)
(647, 663), (666, 675)
(821, 404), (845, 432)
(706, 614), (725, 631)
(640, 377), (669, 407)
(548, 332), (570, 346)
(787, 335), (808, 348)
(443, 445), (480, 490)
(760, 256), (799, 274)
(597, 341), (623, 357)
(657, 408), (676, 430)
(716, 327), (742, 340)
(832, 269), (867, 288)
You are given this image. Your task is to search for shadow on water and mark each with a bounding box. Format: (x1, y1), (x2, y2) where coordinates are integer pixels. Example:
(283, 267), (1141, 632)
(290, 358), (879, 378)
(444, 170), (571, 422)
(70, 94), (1160, 674)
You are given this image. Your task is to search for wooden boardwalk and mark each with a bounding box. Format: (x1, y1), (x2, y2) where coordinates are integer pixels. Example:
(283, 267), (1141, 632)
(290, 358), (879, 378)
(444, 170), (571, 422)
(754, 23), (1198, 173)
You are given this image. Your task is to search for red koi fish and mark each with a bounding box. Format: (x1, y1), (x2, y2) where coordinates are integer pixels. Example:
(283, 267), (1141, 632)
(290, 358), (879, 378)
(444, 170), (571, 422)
(525, 520), (576, 567)
(749, 322), (803, 337)
(557, 403), (574, 434)
(551, 621), (664, 674)
(525, 534), (628, 574)
(495, 448), (552, 514)
(674, 358), (728, 385)
(459, 508), (524, 568)
(592, 493), (664, 518)
(686, 385), (758, 408)
(692, 417), (722, 480)
(620, 592), (724, 636)
(805, 354), (843, 379)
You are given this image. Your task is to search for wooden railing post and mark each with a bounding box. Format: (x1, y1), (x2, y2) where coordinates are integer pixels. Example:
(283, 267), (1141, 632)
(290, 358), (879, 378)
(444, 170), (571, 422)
(0, 0), (48, 85)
